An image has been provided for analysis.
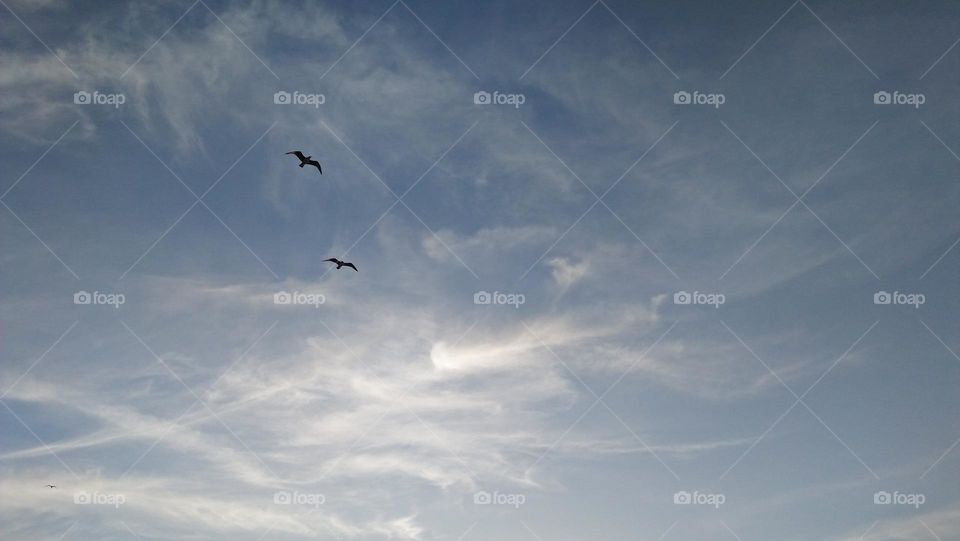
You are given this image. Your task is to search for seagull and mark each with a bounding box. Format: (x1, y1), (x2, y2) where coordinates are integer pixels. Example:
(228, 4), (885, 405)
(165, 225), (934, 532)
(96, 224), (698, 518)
(45, 485), (56, 489)
(324, 258), (358, 272)
(286, 151), (322, 174)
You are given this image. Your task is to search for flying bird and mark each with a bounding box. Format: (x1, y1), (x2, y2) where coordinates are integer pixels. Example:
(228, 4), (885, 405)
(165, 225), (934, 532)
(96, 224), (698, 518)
(286, 151), (322, 174)
(324, 258), (358, 272)
(45, 485), (56, 489)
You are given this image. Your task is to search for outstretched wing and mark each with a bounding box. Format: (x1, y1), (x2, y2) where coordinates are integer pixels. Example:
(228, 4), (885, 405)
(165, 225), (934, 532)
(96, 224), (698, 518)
(323, 258), (340, 264)
(343, 262), (358, 272)
(307, 159), (322, 174)
(286, 151), (307, 160)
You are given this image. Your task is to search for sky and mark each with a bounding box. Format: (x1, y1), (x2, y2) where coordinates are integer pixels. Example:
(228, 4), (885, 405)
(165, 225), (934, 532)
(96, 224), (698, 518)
(1, 0), (960, 540)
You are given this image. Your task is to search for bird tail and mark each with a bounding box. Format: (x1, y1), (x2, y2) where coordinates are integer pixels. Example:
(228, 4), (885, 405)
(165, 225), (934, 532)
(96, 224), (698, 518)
(299, 163), (304, 168)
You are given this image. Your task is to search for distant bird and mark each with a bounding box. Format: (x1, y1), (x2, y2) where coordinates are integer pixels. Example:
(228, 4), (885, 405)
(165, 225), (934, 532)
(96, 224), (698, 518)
(286, 151), (322, 174)
(45, 484), (56, 489)
(324, 258), (358, 272)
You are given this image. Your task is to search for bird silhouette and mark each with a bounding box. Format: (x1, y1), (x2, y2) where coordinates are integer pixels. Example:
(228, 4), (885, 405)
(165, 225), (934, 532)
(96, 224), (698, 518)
(45, 484), (56, 489)
(286, 151), (322, 174)
(324, 258), (358, 272)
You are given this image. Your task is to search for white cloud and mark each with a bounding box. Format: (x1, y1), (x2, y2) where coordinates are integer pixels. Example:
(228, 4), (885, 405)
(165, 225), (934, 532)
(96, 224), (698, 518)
(836, 506), (960, 541)
(546, 256), (590, 289)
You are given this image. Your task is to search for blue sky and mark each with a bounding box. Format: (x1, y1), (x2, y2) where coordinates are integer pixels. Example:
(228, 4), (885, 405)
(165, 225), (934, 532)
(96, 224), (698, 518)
(2, 0), (960, 539)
